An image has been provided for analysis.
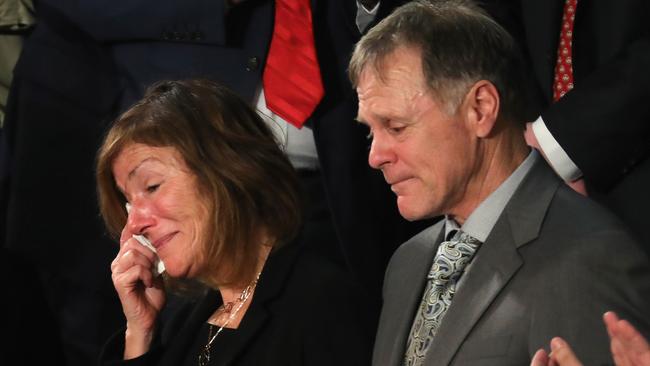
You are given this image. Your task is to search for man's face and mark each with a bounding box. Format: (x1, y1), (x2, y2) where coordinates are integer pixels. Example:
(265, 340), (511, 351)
(356, 47), (478, 221)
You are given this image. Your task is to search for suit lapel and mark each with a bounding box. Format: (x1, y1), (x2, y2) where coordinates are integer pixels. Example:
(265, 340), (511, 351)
(159, 291), (222, 366)
(217, 298), (270, 365)
(218, 238), (303, 365)
(159, 286), (273, 366)
(373, 223), (445, 366)
(159, 237), (304, 365)
(423, 217), (523, 365)
(423, 159), (560, 365)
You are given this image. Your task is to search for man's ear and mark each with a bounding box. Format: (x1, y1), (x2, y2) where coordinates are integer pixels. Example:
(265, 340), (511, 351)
(463, 80), (500, 138)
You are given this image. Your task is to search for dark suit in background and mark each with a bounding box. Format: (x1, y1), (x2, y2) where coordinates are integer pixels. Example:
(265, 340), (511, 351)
(1, 1), (421, 364)
(506, 0), (650, 253)
(0, 3), (123, 364)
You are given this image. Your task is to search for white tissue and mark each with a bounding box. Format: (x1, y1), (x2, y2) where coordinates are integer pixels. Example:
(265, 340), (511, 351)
(132, 234), (166, 277)
(125, 203), (165, 276)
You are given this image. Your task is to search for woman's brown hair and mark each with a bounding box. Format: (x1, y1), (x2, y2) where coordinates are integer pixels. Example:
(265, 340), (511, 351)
(96, 79), (303, 288)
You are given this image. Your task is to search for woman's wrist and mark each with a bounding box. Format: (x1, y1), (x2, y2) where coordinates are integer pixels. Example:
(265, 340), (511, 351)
(123, 325), (156, 359)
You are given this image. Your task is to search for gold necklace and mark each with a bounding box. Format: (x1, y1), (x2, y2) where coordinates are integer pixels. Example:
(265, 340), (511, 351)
(198, 272), (261, 366)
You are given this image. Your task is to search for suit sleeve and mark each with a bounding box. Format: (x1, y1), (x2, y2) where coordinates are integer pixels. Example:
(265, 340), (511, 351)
(541, 34), (650, 192)
(99, 327), (163, 366)
(529, 228), (650, 364)
(37, 0), (228, 44)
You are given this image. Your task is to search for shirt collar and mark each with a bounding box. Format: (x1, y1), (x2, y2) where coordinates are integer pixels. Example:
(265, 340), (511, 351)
(445, 150), (539, 242)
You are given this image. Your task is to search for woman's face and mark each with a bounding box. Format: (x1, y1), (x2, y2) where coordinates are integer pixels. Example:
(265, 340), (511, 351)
(112, 143), (210, 278)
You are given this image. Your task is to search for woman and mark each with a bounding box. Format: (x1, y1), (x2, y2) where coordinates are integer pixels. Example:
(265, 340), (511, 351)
(96, 79), (374, 365)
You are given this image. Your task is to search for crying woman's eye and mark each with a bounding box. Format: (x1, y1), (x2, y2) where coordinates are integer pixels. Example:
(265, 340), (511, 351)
(146, 184), (160, 193)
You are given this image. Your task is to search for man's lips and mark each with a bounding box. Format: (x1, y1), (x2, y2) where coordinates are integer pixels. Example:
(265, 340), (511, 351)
(388, 177), (413, 194)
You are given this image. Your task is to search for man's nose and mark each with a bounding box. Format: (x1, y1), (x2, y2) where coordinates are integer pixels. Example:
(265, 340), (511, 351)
(368, 134), (394, 171)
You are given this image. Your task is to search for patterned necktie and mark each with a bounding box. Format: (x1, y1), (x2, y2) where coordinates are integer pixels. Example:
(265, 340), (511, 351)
(553, 0), (578, 101)
(403, 230), (481, 366)
(263, 0), (324, 128)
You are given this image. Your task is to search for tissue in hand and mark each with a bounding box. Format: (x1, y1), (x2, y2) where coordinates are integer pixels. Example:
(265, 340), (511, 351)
(125, 203), (165, 276)
(132, 234), (166, 277)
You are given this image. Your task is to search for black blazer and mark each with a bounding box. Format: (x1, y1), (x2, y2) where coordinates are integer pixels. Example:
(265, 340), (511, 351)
(494, 0), (650, 252)
(100, 238), (375, 366)
(515, 0), (650, 191)
(1, 1), (122, 289)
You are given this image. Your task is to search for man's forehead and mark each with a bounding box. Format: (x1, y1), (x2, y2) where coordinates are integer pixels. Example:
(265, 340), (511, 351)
(358, 47), (427, 92)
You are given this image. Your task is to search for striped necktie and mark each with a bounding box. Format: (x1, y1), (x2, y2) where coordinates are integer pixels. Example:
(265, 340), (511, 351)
(263, 0), (324, 128)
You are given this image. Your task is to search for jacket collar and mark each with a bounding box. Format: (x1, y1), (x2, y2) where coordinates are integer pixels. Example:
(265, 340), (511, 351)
(423, 159), (561, 365)
(159, 235), (305, 365)
(375, 159), (561, 366)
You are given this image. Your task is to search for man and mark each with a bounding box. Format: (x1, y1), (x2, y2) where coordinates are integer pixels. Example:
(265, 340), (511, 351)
(349, 1), (650, 364)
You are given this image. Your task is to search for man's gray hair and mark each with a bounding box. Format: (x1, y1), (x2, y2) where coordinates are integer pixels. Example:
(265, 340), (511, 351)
(349, 0), (526, 122)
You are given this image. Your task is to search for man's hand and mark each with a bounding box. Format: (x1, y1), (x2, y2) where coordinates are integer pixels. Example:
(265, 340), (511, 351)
(604, 312), (650, 366)
(567, 178), (587, 196)
(524, 122), (542, 151)
(524, 122), (588, 197)
(531, 313), (650, 366)
(531, 337), (583, 366)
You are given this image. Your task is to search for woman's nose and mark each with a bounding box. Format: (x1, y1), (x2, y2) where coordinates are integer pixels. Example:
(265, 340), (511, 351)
(126, 202), (155, 235)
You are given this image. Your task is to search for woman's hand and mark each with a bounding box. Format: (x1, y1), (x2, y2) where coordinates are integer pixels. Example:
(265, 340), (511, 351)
(111, 228), (166, 359)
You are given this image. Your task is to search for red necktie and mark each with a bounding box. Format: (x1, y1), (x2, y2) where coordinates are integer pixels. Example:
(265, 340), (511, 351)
(263, 0), (324, 128)
(553, 0), (578, 101)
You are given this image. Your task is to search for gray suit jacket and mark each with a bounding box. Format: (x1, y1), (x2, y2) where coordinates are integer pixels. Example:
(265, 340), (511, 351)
(373, 159), (650, 365)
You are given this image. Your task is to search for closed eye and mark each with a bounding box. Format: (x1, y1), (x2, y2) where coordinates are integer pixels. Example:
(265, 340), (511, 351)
(386, 123), (408, 135)
(388, 126), (405, 134)
(146, 184), (160, 193)
(384, 117), (406, 135)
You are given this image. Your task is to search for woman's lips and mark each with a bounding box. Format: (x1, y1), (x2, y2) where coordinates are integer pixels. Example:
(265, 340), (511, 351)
(152, 231), (178, 249)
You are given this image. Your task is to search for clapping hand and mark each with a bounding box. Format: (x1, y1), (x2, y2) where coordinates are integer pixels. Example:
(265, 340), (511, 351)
(531, 312), (650, 366)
